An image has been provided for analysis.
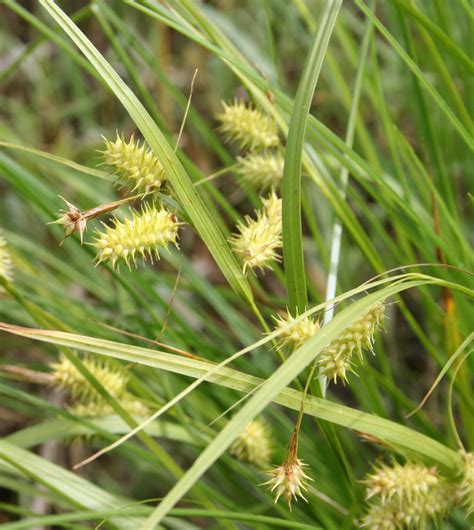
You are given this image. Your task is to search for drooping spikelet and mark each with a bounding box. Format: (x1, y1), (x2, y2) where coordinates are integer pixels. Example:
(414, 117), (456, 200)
(94, 205), (180, 269)
(264, 456), (312, 510)
(361, 463), (455, 530)
(236, 151), (284, 189)
(273, 311), (320, 351)
(459, 451), (474, 513)
(230, 419), (272, 468)
(0, 230), (13, 284)
(230, 191), (282, 274)
(216, 100), (279, 151)
(317, 301), (385, 384)
(50, 354), (128, 402)
(101, 133), (165, 192)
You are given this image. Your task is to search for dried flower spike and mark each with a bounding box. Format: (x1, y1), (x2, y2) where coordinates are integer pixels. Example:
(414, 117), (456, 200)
(231, 191), (282, 274)
(101, 133), (165, 192)
(236, 151), (284, 189)
(217, 100), (279, 151)
(94, 205), (180, 269)
(50, 354), (128, 402)
(0, 230), (13, 284)
(460, 451), (474, 513)
(273, 311), (320, 351)
(317, 301), (385, 384)
(230, 419), (272, 468)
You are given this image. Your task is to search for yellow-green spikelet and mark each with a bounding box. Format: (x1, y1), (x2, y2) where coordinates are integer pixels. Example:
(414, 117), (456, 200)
(459, 451), (474, 513)
(101, 134), (165, 192)
(50, 354), (128, 402)
(236, 151), (284, 189)
(217, 100), (279, 151)
(94, 205), (180, 269)
(0, 230), (13, 283)
(273, 311), (320, 351)
(317, 302), (385, 384)
(230, 419), (272, 468)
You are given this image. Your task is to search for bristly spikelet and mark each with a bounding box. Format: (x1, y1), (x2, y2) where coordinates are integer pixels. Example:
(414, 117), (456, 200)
(101, 133), (165, 192)
(236, 151), (284, 189)
(459, 451), (474, 513)
(50, 354), (128, 402)
(273, 311), (320, 351)
(69, 395), (150, 418)
(216, 100), (279, 151)
(94, 205), (180, 269)
(0, 230), (13, 284)
(230, 419), (272, 468)
(363, 462), (439, 504)
(317, 301), (385, 384)
(361, 464), (456, 530)
(264, 456), (312, 510)
(230, 191), (282, 274)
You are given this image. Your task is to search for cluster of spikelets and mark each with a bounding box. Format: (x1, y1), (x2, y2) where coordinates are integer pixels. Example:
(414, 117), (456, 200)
(230, 190), (282, 273)
(94, 204), (180, 270)
(0, 230), (13, 285)
(360, 461), (456, 529)
(50, 354), (149, 418)
(273, 302), (385, 384)
(230, 418), (273, 468)
(101, 133), (165, 193)
(217, 100), (283, 190)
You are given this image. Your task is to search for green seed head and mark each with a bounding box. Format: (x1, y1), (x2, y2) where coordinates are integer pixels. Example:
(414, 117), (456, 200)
(236, 151), (284, 189)
(217, 100), (279, 151)
(230, 418), (273, 468)
(50, 354), (128, 402)
(94, 205), (180, 270)
(317, 302), (385, 384)
(230, 191), (282, 274)
(273, 311), (320, 351)
(459, 451), (474, 513)
(101, 133), (165, 193)
(0, 230), (13, 284)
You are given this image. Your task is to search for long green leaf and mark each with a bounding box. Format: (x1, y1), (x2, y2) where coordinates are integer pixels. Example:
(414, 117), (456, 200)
(282, 0), (341, 314)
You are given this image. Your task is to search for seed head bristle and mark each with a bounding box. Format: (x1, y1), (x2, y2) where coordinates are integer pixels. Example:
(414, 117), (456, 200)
(216, 100), (279, 151)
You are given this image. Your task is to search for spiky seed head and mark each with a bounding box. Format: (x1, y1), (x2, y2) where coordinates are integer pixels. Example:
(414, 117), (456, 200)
(230, 419), (272, 468)
(230, 192), (282, 274)
(69, 395), (150, 418)
(94, 205), (180, 270)
(50, 354), (128, 402)
(317, 301), (385, 384)
(459, 451), (474, 513)
(0, 230), (13, 284)
(216, 100), (279, 151)
(101, 133), (165, 192)
(264, 456), (312, 509)
(273, 311), (320, 351)
(236, 151), (284, 189)
(363, 461), (439, 504)
(361, 480), (455, 530)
